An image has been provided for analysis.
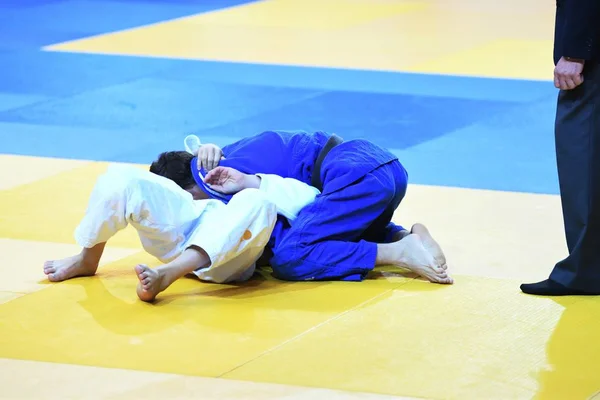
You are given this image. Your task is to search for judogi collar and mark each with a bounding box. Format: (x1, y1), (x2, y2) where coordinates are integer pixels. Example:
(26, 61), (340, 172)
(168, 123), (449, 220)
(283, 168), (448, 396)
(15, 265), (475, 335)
(190, 158), (233, 203)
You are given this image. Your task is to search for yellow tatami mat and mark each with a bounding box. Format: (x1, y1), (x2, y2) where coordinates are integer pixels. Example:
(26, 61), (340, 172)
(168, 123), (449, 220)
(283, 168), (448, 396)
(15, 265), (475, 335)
(0, 359), (414, 400)
(46, 0), (556, 81)
(1, 155), (599, 399)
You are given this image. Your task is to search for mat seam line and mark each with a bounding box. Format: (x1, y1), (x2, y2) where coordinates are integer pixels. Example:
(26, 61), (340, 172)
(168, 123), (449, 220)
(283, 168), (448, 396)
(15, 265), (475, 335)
(215, 286), (400, 378)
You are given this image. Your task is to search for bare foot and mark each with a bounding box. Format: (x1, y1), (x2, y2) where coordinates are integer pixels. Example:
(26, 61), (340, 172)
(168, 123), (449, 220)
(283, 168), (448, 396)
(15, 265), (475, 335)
(411, 223), (447, 270)
(135, 264), (168, 302)
(43, 254), (98, 282)
(395, 234), (453, 284)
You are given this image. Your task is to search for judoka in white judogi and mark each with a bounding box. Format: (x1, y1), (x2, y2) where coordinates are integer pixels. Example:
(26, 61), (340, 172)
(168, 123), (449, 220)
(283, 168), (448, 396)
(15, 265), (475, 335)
(43, 161), (319, 302)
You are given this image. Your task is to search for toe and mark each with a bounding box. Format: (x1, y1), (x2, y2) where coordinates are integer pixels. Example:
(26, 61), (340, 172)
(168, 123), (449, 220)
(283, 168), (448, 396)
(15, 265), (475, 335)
(134, 264), (147, 275)
(429, 272), (452, 284)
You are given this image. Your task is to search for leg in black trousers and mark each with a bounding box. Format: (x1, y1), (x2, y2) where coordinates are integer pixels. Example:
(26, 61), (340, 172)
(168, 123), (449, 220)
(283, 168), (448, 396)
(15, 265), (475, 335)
(521, 62), (600, 295)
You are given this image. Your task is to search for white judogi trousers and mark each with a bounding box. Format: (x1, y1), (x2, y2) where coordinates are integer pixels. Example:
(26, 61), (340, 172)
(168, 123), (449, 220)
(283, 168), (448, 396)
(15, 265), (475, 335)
(74, 165), (279, 283)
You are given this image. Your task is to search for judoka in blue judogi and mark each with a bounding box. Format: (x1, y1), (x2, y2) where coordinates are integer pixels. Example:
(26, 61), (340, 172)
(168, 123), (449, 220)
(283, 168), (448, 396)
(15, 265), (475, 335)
(151, 130), (452, 285)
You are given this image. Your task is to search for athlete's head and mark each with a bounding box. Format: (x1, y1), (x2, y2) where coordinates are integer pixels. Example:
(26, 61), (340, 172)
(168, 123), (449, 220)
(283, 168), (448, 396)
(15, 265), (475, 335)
(150, 151), (207, 200)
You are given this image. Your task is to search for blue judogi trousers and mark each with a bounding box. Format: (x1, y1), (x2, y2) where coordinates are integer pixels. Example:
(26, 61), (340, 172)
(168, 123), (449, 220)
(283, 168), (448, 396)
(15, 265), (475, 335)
(270, 159), (408, 282)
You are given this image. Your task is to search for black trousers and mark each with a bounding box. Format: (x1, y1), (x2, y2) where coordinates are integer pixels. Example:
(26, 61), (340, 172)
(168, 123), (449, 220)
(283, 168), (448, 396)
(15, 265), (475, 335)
(550, 62), (600, 291)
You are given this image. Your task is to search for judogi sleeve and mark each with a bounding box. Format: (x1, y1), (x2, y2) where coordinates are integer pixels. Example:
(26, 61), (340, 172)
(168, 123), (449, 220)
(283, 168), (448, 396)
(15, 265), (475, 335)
(255, 174), (320, 221)
(186, 188), (278, 284)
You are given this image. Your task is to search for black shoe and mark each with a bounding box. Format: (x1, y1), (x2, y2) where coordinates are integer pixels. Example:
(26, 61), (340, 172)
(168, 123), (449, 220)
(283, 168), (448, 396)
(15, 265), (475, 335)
(520, 279), (600, 296)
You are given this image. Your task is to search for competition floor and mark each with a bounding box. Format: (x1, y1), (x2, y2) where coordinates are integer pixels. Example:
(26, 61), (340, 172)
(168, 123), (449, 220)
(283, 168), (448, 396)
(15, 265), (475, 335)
(1, 0), (599, 399)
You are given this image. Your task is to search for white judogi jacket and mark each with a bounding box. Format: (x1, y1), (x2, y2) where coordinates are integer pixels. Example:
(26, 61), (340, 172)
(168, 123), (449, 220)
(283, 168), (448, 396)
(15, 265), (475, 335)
(74, 164), (319, 284)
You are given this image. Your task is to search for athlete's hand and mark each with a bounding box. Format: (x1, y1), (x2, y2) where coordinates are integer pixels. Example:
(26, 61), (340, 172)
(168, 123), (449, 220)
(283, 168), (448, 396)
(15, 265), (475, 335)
(204, 167), (260, 194)
(554, 57), (585, 90)
(197, 144), (225, 171)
